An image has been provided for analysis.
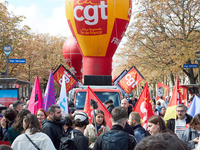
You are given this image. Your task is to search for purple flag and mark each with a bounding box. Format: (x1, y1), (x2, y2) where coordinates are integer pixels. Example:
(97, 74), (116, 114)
(41, 68), (56, 112)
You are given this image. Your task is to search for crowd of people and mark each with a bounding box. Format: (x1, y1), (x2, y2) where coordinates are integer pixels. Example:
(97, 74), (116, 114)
(0, 95), (198, 150)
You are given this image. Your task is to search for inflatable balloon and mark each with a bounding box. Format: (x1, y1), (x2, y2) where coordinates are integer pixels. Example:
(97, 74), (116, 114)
(62, 36), (82, 82)
(65, 0), (132, 77)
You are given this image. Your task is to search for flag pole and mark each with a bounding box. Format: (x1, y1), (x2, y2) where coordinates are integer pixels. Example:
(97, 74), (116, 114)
(90, 99), (98, 138)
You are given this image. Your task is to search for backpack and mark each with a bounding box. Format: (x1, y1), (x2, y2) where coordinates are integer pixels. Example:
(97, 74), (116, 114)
(102, 130), (129, 150)
(59, 131), (77, 150)
(134, 127), (150, 137)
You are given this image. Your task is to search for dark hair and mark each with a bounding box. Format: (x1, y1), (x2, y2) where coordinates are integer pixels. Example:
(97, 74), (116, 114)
(190, 113), (200, 130)
(92, 110), (106, 126)
(48, 105), (60, 114)
(36, 108), (48, 118)
(12, 109), (31, 131)
(160, 96), (163, 99)
(147, 115), (167, 133)
(111, 107), (127, 124)
(13, 100), (22, 110)
(73, 112), (89, 127)
(0, 145), (13, 150)
(2, 109), (17, 122)
(23, 113), (43, 134)
(63, 115), (73, 127)
(135, 133), (190, 150)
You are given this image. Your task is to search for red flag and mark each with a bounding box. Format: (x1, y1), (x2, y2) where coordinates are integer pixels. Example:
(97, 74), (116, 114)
(53, 65), (78, 92)
(164, 74), (181, 120)
(28, 76), (42, 114)
(118, 66), (144, 94)
(179, 85), (188, 105)
(156, 83), (169, 100)
(84, 86), (112, 129)
(133, 83), (154, 129)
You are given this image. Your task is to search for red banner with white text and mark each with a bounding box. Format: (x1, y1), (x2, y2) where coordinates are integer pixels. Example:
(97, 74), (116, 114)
(118, 66), (144, 94)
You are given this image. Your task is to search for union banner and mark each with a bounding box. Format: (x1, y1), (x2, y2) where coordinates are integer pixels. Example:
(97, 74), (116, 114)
(118, 66), (144, 94)
(53, 65), (78, 92)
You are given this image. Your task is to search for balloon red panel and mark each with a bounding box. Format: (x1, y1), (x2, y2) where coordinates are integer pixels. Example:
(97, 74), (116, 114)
(62, 36), (82, 82)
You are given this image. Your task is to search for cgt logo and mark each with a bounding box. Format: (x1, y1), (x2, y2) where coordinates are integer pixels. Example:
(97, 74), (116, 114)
(74, 1), (107, 25)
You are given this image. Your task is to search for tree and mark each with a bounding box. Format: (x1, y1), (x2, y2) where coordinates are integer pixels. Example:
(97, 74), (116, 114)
(0, 1), (30, 74)
(116, 0), (200, 85)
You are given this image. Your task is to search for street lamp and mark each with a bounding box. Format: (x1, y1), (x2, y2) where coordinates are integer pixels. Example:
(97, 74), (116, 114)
(195, 51), (200, 84)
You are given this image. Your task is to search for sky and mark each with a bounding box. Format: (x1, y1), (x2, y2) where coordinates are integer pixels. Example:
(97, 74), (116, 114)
(1, 0), (72, 37)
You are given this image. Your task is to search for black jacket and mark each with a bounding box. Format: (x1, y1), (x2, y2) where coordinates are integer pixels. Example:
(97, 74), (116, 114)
(124, 122), (134, 136)
(72, 129), (89, 150)
(167, 114), (193, 132)
(93, 125), (137, 150)
(107, 104), (115, 114)
(42, 117), (65, 149)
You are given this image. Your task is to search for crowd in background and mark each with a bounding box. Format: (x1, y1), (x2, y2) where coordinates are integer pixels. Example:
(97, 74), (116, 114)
(0, 94), (198, 150)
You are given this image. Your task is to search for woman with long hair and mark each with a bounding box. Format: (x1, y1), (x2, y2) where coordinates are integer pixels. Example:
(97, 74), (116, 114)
(182, 113), (200, 149)
(11, 113), (56, 150)
(84, 110), (110, 149)
(147, 115), (173, 135)
(36, 109), (48, 127)
(8, 109), (31, 144)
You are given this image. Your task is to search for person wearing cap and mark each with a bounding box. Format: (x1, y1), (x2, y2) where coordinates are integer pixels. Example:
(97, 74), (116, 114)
(104, 99), (115, 114)
(72, 112), (90, 150)
(42, 105), (64, 150)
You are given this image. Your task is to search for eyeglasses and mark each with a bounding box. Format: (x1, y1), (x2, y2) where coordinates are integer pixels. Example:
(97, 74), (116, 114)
(176, 110), (185, 113)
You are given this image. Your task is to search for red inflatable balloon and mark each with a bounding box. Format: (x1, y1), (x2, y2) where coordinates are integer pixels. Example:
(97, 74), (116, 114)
(62, 36), (82, 82)
(65, 0), (132, 77)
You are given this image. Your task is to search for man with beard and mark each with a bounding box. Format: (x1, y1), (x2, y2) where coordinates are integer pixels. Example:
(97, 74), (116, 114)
(42, 105), (64, 149)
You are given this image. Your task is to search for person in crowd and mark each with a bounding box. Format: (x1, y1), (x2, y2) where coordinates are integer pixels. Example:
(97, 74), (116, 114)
(72, 112), (90, 150)
(12, 101), (23, 114)
(157, 96), (167, 108)
(8, 109), (31, 144)
(0, 145), (13, 150)
(0, 104), (8, 115)
(42, 105), (64, 150)
(156, 101), (162, 113)
(19, 97), (24, 104)
(120, 99), (135, 136)
(71, 112), (89, 150)
(152, 103), (159, 115)
(159, 107), (166, 118)
(84, 110), (110, 149)
(62, 115), (73, 137)
(68, 101), (75, 114)
(128, 112), (150, 142)
(93, 107), (137, 150)
(147, 115), (173, 135)
(167, 104), (193, 138)
(131, 97), (136, 109)
(181, 113), (200, 149)
(134, 132), (190, 150)
(11, 113), (56, 150)
(165, 96), (170, 107)
(0, 109), (17, 141)
(9, 104), (13, 109)
(104, 99), (115, 114)
(36, 108), (48, 127)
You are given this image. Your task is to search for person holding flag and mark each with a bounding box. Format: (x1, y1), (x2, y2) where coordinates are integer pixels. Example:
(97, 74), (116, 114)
(164, 74), (193, 139)
(84, 110), (110, 149)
